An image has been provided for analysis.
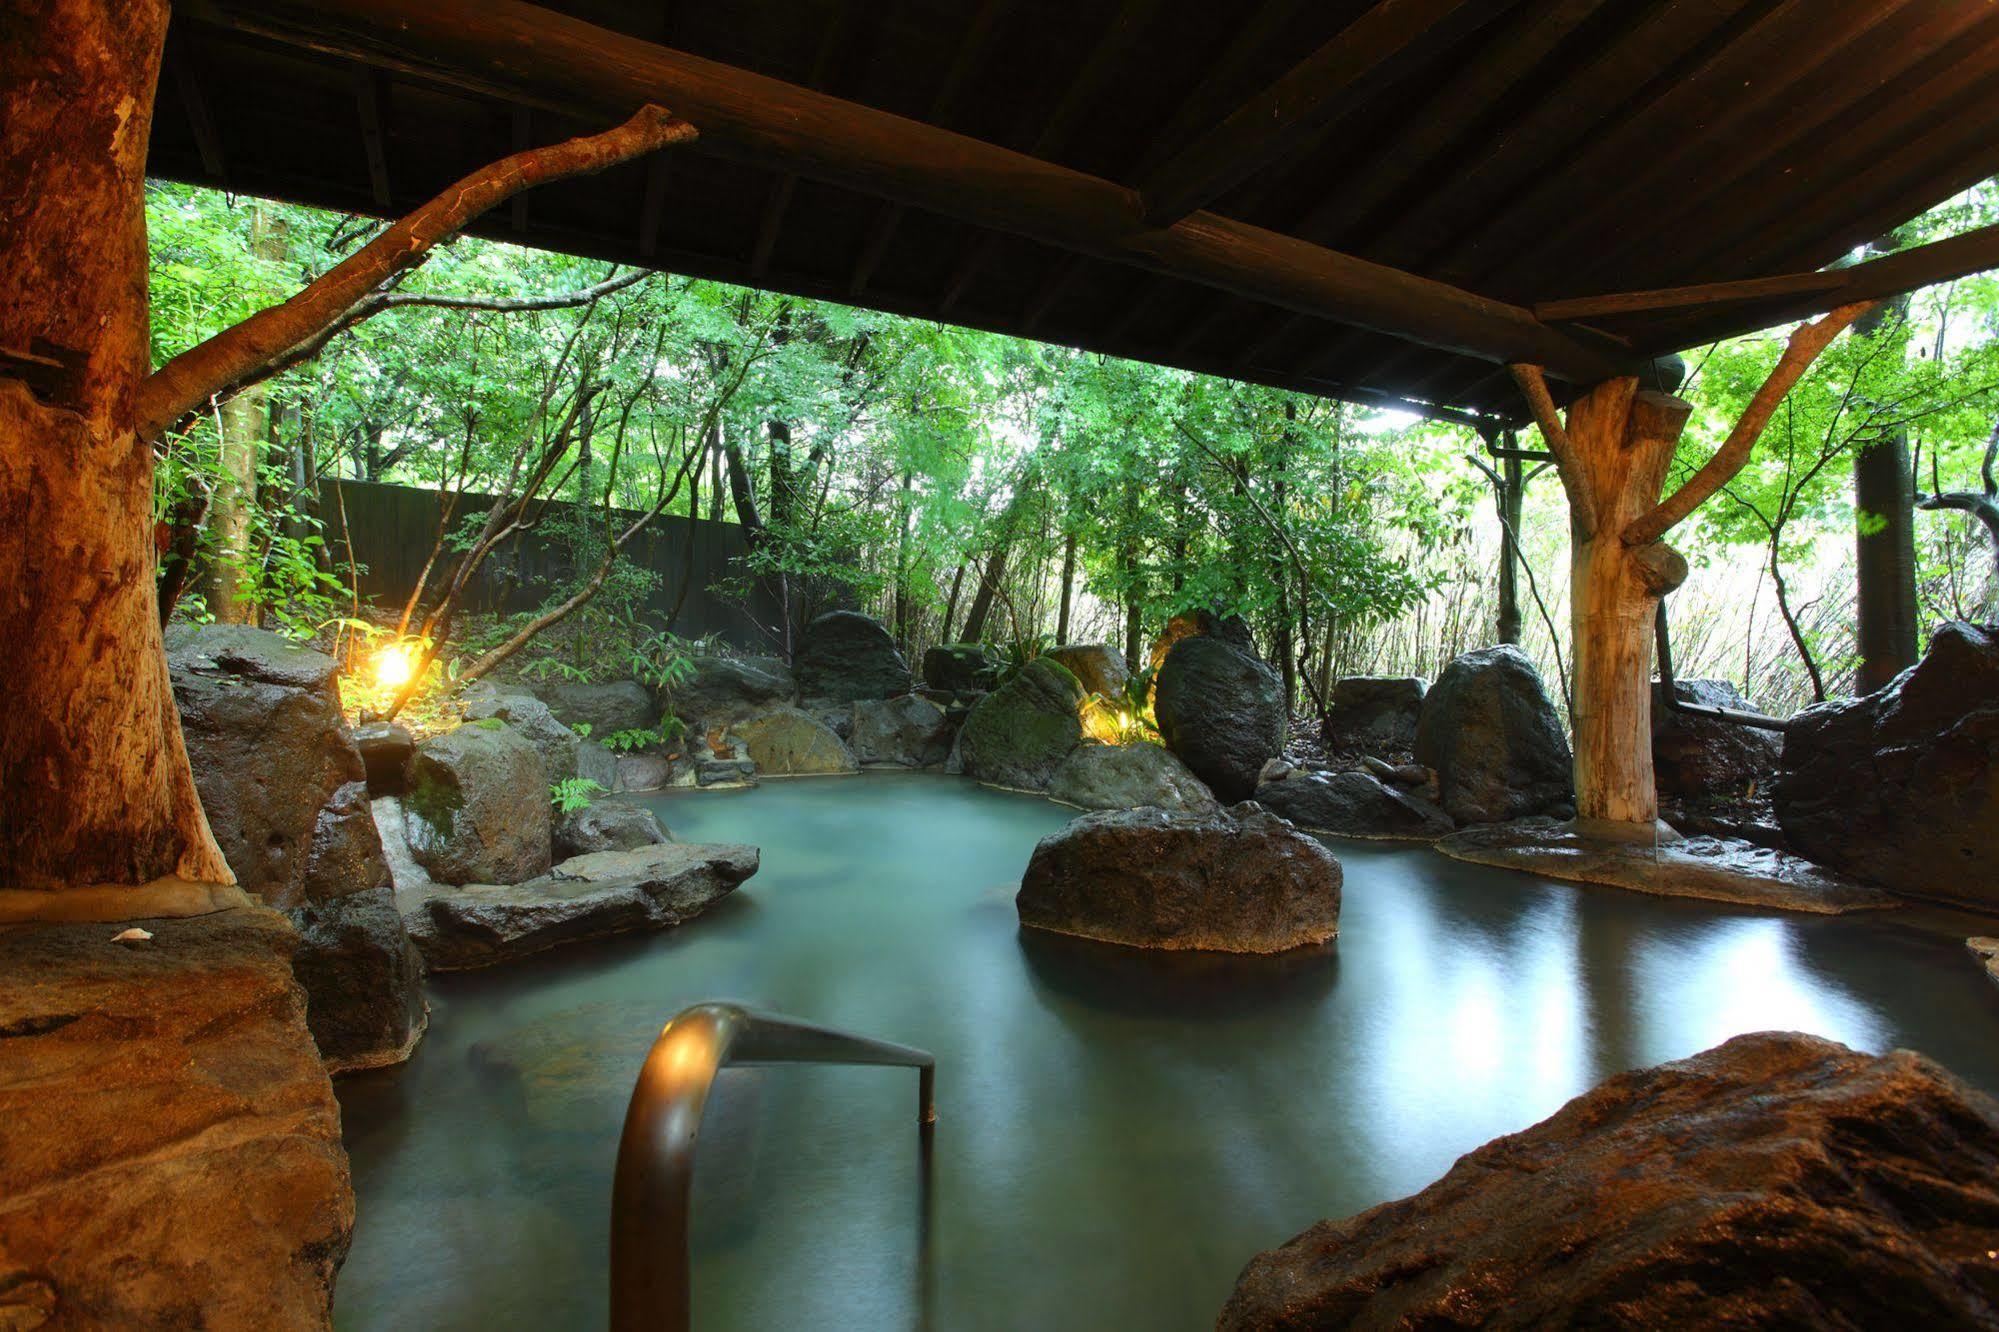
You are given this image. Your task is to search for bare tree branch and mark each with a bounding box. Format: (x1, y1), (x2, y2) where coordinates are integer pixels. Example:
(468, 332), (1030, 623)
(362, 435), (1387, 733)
(136, 105), (694, 442)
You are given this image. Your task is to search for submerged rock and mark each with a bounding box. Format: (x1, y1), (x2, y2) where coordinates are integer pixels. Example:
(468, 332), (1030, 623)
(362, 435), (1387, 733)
(0, 906), (354, 1328)
(1254, 766), (1454, 840)
(553, 798), (670, 860)
(733, 708), (859, 775)
(1775, 621), (1999, 911)
(795, 611), (912, 704)
(404, 722), (551, 886)
(1220, 1031), (1999, 1330)
(1322, 675), (1427, 755)
(852, 694), (956, 767)
(541, 679), (658, 738)
(1651, 678), (1782, 799)
(922, 642), (1000, 694)
(1041, 643), (1130, 700)
(1414, 644), (1573, 824)
(1435, 819), (1896, 914)
(1153, 635), (1288, 804)
(1047, 742), (1218, 815)
(1017, 805), (1341, 953)
(406, 841), (758, 970)
(955, 657), (1087, 790)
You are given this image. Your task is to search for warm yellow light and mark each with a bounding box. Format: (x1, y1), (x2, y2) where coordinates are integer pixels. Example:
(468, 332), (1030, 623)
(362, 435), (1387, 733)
(373, 643), (416, 690)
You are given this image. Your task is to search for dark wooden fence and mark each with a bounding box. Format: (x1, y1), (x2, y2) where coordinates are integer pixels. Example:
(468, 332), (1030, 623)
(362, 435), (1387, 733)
(320, 479), (781, 650)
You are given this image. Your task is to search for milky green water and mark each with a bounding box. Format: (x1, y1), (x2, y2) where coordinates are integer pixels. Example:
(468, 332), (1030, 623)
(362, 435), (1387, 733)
(334, 771), (1999, 1330)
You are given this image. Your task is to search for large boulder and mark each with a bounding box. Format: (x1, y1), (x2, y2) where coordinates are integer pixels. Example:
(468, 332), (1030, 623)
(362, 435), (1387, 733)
(922, 642), (1000, 694)
(406, 841), (758, 970)
(1220, 1031), (1999, 1330)
(169, 625), (361, 910)
(1254, 765), (1454, 840)
(463, 686), (586, 782)
(666, 655), (795, 732)
(290, 886), (428, 1074)
(1048, 743), (1219, 815)
(1153, 635), (1288, 804)
(1414, 644), (1573, 824)
(1017, 805), (1341, 953)
(1322, 675), (1427, 755)
(1775, 622), (1999, 910)
(0, 907), (354, 1329)
(1651, 678), (1782, 799)
(541, 679), (657, 738)
(404, 722), (552, 886)
(1146, 609), (1258, 675)
(732, 708), (860, 775)
(794, 611), (912, 703)
(955, 657), (1087, 790)
(553, 798), (671, 860)
(852, 694), (956, 767)
(1040, 644), (1130, 700)
(169, 625), (425, 1072)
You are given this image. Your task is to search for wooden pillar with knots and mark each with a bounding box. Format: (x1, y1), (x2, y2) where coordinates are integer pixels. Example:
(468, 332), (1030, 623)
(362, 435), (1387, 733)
(1508, 301), (1874, 836)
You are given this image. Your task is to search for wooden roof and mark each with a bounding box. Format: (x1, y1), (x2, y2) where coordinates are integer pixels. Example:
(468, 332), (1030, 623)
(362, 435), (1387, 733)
(155, 0), (1999, 426)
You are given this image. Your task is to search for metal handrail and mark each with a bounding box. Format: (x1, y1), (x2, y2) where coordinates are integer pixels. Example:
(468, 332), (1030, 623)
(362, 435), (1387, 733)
(609, 1002), (936, 1332)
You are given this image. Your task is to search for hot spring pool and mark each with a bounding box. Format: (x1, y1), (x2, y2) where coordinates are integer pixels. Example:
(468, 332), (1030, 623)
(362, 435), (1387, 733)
(334, 770), (1999, 1329)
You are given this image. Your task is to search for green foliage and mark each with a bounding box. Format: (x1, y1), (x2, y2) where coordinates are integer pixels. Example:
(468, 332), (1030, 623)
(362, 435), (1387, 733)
(549, 778), (605, 813)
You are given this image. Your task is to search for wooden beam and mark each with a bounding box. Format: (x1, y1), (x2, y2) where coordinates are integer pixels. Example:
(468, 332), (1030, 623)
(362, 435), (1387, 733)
(170, 43), (227, 182)
(1545, 2), (1993, 299)
(1534, 271), (1849, 324)
(509, 106), (531, 232)
(1380, 0), (1761, 271)
(353, 69), (391, 209)
(1645, 219), (1999, 354)
(196, 0), (1636, 383)
(937, 0), (1162, 316)
(1137, 0), (1506, 227)
(1438, 0), (1887, 287)
(749, 6), (852, 281)
(1287, 0), (1607, 248)
(636, 154), (670, 256)
(847, 0), (1005, 298)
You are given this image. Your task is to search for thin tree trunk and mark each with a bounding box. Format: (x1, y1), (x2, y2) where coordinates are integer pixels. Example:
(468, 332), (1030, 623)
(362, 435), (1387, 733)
(1055, 529), (1077, 645)
(1851, 277), (1918, 693)
(1768, 533), (1828, 702)
(1495, 448), (1524, 645)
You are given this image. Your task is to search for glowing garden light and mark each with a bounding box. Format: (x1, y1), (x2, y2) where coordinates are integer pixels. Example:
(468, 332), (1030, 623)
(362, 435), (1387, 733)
(373, 642), (417, 691)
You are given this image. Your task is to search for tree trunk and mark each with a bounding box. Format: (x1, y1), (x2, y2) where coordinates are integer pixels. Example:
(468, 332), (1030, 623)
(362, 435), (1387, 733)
(1563, 381), (1691, 835)
(0, 0), (234, 895)
(1853, 431), (1918, 694)
(204, 379), (266, 623)
(1852, 248), (1918, 694)
(1495, 447), (1525, 646)
(1055, 530), (1077, 645)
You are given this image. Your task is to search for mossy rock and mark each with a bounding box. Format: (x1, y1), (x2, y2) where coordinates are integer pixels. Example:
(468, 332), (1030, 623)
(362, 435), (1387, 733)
(955, 657), (1086, 791)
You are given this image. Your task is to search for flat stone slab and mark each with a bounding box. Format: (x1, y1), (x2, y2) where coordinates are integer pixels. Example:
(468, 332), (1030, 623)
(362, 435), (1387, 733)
(404, 840), (759, 971)
(0, 906), (353, 1328)
(1972, 938), (1999, 993)
(1436, 819), (1897, 915)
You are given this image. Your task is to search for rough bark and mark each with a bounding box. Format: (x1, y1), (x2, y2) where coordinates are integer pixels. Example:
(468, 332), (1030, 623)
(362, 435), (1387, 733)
(1852, 284), (1918, 694)
(1563, 381), (1691, 832)
(0, 0), (233, 893)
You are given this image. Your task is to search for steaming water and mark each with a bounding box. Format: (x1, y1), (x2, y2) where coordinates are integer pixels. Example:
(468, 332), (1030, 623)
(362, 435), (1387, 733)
(334, 771), (1999, 1329)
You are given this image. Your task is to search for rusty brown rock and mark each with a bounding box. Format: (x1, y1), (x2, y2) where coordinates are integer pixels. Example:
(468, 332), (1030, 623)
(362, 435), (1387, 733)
(1220, 1031), (1999, 1330)
(0, 906), (353, 1329)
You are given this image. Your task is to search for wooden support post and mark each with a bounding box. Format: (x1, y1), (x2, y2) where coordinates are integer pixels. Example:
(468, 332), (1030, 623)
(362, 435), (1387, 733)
(1562, 380), (1691, 833)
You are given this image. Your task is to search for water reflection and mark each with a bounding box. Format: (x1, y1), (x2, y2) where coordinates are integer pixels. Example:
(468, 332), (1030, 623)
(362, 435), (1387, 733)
(335, 772), (1999, 1331)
